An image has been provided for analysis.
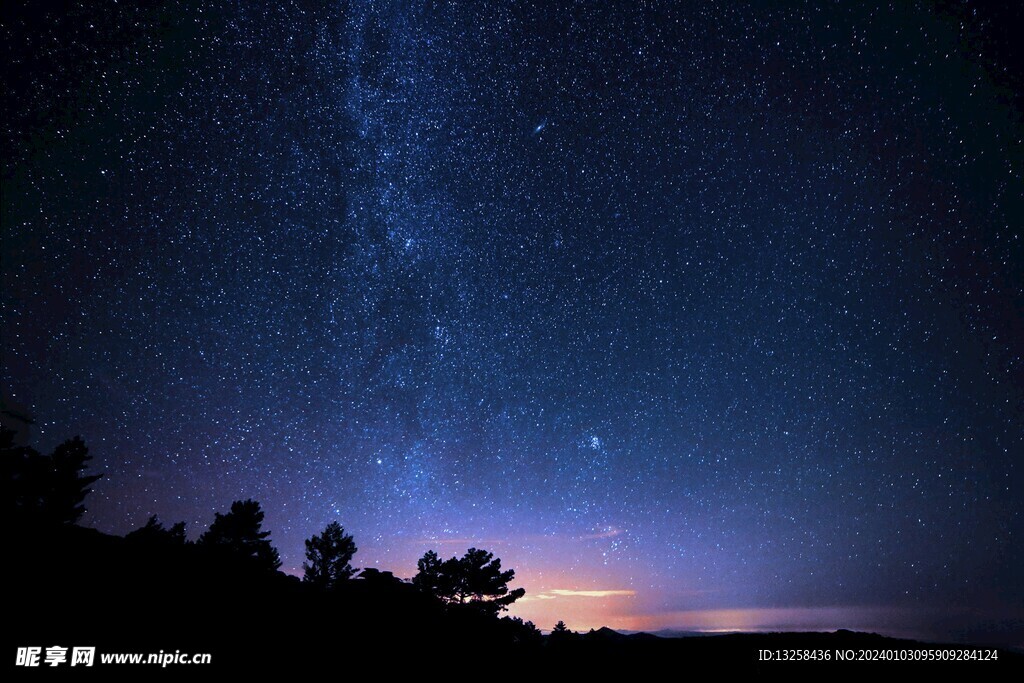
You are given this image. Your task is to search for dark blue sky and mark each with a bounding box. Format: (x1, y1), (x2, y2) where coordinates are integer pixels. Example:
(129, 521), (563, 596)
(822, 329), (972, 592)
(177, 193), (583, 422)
(2, 0), (1021, 641)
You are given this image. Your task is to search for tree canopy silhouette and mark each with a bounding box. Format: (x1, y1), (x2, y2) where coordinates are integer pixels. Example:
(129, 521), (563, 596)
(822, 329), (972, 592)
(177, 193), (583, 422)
(198, 499), (281, 571)
(412, 550), (455, 600)
(550, 620), (575, 643)
(303, 521), (357, 589)
(413, 547), (525, 615)
(2, 427), (103, 527)
(126, 515), (187, 545)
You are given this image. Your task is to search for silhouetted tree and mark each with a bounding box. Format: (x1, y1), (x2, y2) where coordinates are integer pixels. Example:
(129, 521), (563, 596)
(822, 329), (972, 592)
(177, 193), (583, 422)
(2, 428), (103, 527)
(505, 616), (543, 645)
(460, 548), (524, 612)
(198, 499), (281, 571)
(1, 427), (39, 522)
(412, 550), (456, 601)
(302, 521), (357, 589)
(47, 437), (102, 524)
(0, 401), (32, 446)
(552, 620), (570, 635)
(126, 515), (187, 545)
(413, 547), (525, 615)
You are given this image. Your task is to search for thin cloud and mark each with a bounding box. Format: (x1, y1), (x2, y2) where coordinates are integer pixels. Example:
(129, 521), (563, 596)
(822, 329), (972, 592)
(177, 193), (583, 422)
(519, 588), (635, 603)
(414, 538), (509, 546)
(579, 527), (624, 540)
(547, 589), (636, 598)
(414, 526), (626, 548)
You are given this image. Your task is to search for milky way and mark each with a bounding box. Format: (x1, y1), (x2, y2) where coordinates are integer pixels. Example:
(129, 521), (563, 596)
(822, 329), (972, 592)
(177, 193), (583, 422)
(2, 1), (1021, 641)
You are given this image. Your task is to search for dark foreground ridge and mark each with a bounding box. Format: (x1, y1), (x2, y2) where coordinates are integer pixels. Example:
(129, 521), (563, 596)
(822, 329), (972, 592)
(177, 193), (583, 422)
(8, 525), (1022, 675)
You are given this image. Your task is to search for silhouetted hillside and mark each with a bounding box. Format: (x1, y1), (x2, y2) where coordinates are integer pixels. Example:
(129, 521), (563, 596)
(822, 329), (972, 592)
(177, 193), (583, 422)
(8, 524), (537, 670)
(7, 524), (1022, 674)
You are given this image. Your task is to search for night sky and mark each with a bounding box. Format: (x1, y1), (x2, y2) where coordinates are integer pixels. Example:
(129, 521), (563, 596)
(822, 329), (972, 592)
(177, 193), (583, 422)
(2, 1), (1022, 643)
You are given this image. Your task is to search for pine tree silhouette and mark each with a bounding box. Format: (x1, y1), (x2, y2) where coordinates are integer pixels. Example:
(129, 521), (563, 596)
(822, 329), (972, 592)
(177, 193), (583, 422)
(413, 547), (525, 614)
(198, 499), (281, 571)
(126, 515), (187, 544)
(2, 428), (103, 527)
(302, 521), (357, 589)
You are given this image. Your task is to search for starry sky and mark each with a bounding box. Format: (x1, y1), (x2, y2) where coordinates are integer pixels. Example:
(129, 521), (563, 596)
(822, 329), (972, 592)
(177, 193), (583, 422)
(2, 1), (1022, 643)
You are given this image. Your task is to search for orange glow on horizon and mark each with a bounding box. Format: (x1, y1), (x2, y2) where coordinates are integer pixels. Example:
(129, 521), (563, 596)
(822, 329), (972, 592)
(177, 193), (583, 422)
(511, 601), (923, 636)
(355, 538), (921, 639)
